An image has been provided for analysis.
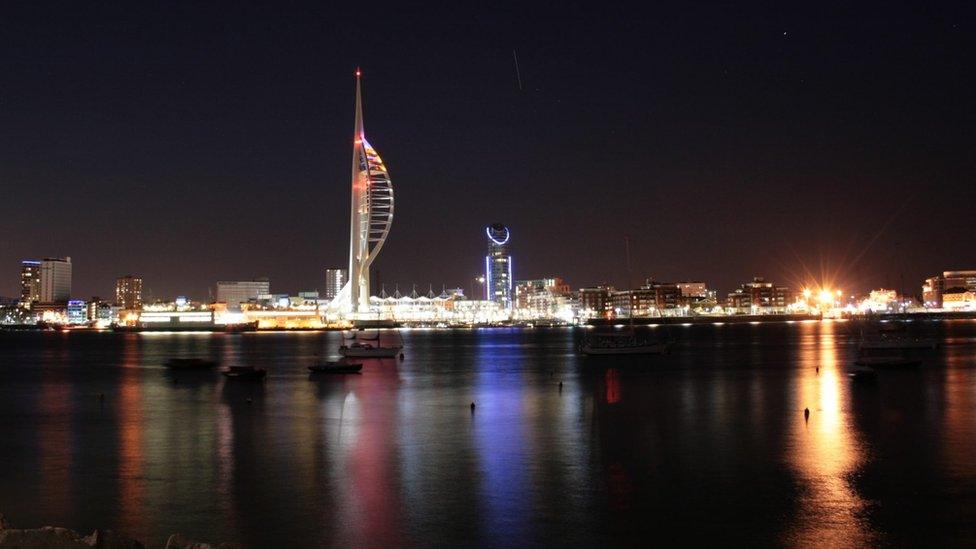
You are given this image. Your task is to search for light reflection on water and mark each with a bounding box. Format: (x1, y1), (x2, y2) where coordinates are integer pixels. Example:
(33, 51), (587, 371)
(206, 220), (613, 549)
(1, 323), (976, 545)
(785, 321), (875, 546)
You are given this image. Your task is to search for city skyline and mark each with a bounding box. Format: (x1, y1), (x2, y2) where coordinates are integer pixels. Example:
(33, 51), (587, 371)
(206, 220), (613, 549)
(2, 5), (974, 300)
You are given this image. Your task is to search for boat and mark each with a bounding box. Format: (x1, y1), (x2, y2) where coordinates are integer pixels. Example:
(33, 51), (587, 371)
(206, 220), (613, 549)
(165, 358), (217, 370)
(339, 342), (402, 358)
(308, 362), (363, 374)
(859, 337), (937, 351)
(854, 356), (922, 369)
(578, 235), (672, 357)
(848, 364), (878, 379)
(221, 366), (267, 380)
(580, 334), (671, 356)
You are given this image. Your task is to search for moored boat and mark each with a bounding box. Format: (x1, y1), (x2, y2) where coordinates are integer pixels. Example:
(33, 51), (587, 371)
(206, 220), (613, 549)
(308, 362), (363, 374)
(580, 334), (671, 356)
(165, 358), (217, 370)
(854, 356), (922, 369)
(859, 337), (937, 351)
(339, 342), (402, 358)
(221, 366), (267, 380)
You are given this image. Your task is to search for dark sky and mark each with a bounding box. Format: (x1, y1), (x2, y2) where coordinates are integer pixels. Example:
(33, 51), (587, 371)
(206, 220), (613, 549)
(2, 3), (974, 301)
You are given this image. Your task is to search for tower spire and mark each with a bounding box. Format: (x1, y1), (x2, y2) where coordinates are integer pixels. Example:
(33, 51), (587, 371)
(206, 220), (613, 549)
(331, 68), (395, 318)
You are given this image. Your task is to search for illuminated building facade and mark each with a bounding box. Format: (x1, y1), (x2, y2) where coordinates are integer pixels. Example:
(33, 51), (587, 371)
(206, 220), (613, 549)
(331, 69), (394, 316)
(19, 260), (41, 308)
(579, 286), (613, 319)
(923, 270), (976, 308)
(67, 300), (87, 325)
(39, 257), (71, 303)
(610, 288), (656, 318)
(325, 268), (347, 301)
(726, 277), (793, 314)
(514, 277), (571, 320)
(115, 275), (143, 310)
(216, 278), (270, 310)
(485, 223), (513, 309)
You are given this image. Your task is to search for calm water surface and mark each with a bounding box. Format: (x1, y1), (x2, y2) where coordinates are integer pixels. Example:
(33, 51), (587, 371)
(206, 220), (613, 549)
(2, 321), (976, 547)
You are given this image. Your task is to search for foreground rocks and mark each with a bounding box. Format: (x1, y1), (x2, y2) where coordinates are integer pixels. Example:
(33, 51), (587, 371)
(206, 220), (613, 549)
(0, 514), (238, 549)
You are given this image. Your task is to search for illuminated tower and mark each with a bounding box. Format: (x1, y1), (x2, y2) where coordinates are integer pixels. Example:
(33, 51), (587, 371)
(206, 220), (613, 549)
(331, 69), (394, 315)
(485, 223), (512, 309)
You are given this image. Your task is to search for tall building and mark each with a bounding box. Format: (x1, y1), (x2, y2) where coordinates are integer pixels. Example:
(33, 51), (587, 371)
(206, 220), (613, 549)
(116, 275), (143, 310)
(485, 223), (513, 309)
(39, 257), (71, 303)
(324, 268), (348, 301)
(19, 260), (41, 308)
(330, 69), (395, 315)
(216, 278), (271, 310)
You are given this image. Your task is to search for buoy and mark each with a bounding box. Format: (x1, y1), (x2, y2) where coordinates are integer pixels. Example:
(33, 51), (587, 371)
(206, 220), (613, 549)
(804, 408), (810, 421)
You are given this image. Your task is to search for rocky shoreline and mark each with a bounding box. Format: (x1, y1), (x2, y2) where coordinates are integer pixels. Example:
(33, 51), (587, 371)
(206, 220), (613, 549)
(0, 513), (239, 548)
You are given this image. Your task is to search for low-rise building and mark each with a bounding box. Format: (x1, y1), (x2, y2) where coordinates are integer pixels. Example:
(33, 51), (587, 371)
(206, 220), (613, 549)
(578, 286), (613, 320)
(726, 277), (794, 314)
(923, 271), (976, 308)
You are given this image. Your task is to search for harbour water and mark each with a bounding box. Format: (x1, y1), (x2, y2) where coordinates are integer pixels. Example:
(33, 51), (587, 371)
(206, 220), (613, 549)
(2, 320), (976, 546)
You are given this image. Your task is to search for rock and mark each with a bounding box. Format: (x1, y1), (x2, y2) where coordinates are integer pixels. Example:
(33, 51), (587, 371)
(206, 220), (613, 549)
(83, 529), (144, 548)
(0, 525), (89, 547)
(164, 533), (240, 549)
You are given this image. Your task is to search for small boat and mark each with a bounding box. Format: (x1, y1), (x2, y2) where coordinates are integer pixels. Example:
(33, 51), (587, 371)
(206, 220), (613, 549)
(221, 366), (267, 380)
(165, 358), (217, 370)
(859, 337), (937, 351)
(848, 363), (879, 379)
(854, 356), (922, 369)
(308, 362), (363, 374)
(339, 342), (402, 358)
(579, 334), (671, 356)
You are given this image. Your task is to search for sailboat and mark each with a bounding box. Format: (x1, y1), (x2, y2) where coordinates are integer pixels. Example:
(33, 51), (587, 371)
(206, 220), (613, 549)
(579, 236), (672, 356)
(339, 328), (403, 358)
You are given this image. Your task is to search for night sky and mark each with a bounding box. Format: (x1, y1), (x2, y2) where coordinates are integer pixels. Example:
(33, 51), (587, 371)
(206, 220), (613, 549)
(2, 4), (974, 301)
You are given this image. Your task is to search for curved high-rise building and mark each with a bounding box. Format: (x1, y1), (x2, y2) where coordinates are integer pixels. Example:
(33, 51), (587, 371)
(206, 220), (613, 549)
(331, 69), (394, 315)
(485, 223), (512, 309)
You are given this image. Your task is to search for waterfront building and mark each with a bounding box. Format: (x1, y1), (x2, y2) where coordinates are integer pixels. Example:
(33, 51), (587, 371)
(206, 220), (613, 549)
(513, 277), (572, 320)
(485, 223), (513, 309)
(942, 289), (976, 311)
(39, 257), (71, 303)
(216, 278), (271, 310)
(67, 300), (87, 325)
(579, 286), (613, 320)
(642, 280), (682, 312)
(859, 289), (898, 312)
(19, 260), (41, 308)
(31, 301), (68, 324)
(675, 281), (708, 298)
(330, 69), (395, 316)
(115, 275), (143, 310)
(923, 270), (976, 308)
(610, 288), (656, 318)
(324, 268), (347, 301)
(726, 277), (793, 314)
